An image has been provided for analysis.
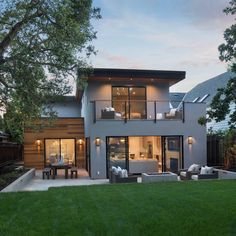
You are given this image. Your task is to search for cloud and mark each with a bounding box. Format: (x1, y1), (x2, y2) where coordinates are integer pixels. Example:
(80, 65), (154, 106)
(177, 0), (234, 30)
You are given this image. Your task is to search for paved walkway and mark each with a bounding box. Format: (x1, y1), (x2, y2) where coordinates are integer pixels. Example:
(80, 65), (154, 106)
(21, 169), (109, 192)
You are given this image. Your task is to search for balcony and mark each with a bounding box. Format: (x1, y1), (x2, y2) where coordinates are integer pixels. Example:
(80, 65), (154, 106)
(91, 100), (185, 123)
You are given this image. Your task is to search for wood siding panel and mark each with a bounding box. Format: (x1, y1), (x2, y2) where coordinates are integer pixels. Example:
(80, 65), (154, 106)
(24, 118), (85, 169)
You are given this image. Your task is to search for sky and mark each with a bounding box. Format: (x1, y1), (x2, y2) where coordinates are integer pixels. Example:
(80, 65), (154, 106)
(89, 0), (235, 92)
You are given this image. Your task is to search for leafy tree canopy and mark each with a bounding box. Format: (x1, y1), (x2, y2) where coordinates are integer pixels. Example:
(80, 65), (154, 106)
(0, 0), (101, 142)
(208, 0), (236, 129)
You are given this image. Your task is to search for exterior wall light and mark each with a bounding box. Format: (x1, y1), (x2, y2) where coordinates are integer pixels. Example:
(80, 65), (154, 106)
(78, 138), (83, 145)
(95, 137), (101, 146)
(188, 136), (193, 145)
(36, 139), (41, 147)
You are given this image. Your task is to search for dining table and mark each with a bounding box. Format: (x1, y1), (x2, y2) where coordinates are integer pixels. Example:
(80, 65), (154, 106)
(51, 163), (71, 179)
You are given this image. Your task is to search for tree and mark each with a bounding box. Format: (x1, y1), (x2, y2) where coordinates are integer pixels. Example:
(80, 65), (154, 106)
(208, 0), (236, 128)
(0, 0), (101, 142)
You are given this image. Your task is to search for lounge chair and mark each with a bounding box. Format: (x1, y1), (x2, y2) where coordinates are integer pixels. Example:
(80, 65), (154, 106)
(191, 166), (218, 180)
(179, 164), (201, 180)
(109, 169), (137, 183)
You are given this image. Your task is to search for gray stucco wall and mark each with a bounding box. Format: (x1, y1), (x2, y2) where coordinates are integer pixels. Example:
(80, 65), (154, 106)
(81, 81), (206, 179)
(85, 100), (206, 179)
(53, 101), (81, 117)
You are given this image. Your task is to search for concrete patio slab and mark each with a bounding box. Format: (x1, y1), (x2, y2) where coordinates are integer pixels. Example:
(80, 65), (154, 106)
(20, 169), (109, 192)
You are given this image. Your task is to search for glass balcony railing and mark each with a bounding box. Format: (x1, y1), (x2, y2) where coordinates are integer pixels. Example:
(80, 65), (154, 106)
(91, 100), (185, 123)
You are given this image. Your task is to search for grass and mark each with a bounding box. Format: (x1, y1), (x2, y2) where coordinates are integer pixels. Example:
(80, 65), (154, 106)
(0, 180), (236, 236)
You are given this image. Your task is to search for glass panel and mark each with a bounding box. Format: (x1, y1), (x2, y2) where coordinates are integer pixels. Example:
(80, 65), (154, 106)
(128, 136), (161, 173)
(61, 139), (75, 165)
(45, 139), (60, 165)
(107, 137), (127, 170)
(164, 137), (182, 173)
(130, 87), (146, 119)
(112, 87), (128, 118)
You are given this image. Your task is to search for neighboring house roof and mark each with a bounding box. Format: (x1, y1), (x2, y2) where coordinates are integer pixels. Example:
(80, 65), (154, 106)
(184, 71), (235, 106)
(88, 68), (186, 86)
(169, 92), (186, 108)
(184, 71), (236, 132)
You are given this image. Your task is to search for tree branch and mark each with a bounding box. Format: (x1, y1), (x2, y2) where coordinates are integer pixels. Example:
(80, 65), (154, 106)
(0, 1), (43, 61)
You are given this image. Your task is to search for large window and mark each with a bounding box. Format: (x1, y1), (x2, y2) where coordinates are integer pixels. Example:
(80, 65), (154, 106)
(112, 86), (146, 119)
(45, 139), (75, 166)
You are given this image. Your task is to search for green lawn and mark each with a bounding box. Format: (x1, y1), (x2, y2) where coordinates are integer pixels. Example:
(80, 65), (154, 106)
(0, 180), (236, 236)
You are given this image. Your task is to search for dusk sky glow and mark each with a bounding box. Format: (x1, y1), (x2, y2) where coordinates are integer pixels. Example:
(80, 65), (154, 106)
(90, 0), (234, 92)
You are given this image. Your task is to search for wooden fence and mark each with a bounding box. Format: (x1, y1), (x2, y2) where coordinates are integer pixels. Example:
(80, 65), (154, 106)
(0, 143), (23, 168)
(207, 134), (236, 169)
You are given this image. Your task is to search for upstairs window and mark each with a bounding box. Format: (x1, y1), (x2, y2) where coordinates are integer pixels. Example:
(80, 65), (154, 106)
(112, 86), (146, 119)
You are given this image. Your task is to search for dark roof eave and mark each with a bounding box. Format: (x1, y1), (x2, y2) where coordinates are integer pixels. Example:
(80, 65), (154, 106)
(89, 68), (186, 81)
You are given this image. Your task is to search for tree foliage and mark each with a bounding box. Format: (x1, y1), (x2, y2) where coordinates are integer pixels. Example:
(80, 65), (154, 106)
(0, 0), (100, 142)
(208, 0), (236, 129)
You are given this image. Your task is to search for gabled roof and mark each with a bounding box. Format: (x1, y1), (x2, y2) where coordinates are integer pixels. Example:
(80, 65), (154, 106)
(169, 92), (186, 108)
(184, 72), (235, 106)
(88, 68), (186, 86)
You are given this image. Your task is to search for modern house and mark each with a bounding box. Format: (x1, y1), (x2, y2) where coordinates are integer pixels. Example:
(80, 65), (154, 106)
(24, 68), (207, 179)
(184, 71), (235, 132)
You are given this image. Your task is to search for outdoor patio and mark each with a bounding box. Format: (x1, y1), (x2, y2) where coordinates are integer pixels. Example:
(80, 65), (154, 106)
(21, 169), (109, 191)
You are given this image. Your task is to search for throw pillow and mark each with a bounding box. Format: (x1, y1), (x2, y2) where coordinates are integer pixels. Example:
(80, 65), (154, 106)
(123, 169), (128, 178)
(188, 164), (195, 172)
(200, 167), (207, 175)
(193, 164), (200, 172)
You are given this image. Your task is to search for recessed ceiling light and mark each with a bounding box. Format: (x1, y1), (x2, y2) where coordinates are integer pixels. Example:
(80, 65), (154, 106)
(130, 78), (133, 81)
(108, 77), (111, 80)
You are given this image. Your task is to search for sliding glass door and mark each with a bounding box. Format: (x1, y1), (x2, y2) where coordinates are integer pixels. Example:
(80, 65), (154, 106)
(45, 139), (76, 166)
(162, 136), (183, 173)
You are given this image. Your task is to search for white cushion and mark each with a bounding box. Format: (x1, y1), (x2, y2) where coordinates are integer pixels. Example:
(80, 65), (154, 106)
(170, 108), (176, 116)
(156, 113), (163, 119)
(191, 175), (198, 180)
(110, 107), (115, 111)
(193, 164), (200, 172)
(123, 169), (128, 178)
(188, 164), (200, 172)
(200, 167), (207, 175)
(121, 169), (126, 178)
(112, 166), (118, 175)
(180, 171), (186, 177)
(188, 164), (195, 172)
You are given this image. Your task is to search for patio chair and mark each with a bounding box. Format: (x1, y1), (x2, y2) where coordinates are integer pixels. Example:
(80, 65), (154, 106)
(179, 164), (201, 180)
(70, 166), (78, 178)
(42, 168), (51, 179)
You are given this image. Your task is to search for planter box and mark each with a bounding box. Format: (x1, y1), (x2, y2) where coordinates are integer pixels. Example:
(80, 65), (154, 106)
(1, 168), (35, 192)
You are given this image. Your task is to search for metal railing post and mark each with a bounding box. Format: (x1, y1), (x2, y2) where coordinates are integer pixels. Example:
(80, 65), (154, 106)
(154, 101), (157, 123)
(93, 101), (96, 123)
(125, 101), (127, 123)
